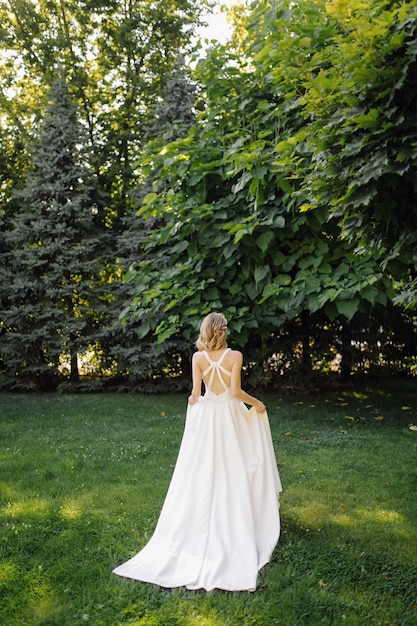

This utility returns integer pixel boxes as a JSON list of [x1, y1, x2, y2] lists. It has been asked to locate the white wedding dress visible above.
[[113, 348, 282, 592]]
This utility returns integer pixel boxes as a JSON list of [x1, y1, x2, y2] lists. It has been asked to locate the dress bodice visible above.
[[202, 348, 232, 396]]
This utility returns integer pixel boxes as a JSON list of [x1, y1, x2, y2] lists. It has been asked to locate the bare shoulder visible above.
[[192, 351, 209, 371], [226, 349, 243, 365], [192, 351, 205, 364]]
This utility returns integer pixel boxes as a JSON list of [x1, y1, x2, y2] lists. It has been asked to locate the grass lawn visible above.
[[1, 380, 416, 625]]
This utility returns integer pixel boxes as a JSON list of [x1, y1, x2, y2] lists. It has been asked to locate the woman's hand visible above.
[[188, 394, 199, 405], [253, 400, 266, 413]]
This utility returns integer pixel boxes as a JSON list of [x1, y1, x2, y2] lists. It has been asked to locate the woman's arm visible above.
[[188, 352, 203, 404], [230, 351, 266, 412]]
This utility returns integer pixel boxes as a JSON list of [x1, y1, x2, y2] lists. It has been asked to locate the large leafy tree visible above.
[[317, 0, 417, 306], [120, 7, 394, 360], [250, 0, 417, 306], [0, 77, 109, 390], [0, 0, 209, 224]]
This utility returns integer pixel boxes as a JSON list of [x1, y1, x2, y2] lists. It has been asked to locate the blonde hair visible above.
[[196, 312, 228, 351]]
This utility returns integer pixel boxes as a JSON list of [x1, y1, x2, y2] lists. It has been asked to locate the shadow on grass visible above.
[[266, 513, 417, 625], [1, 386, 416, 625], [2, 496, 417, 625]]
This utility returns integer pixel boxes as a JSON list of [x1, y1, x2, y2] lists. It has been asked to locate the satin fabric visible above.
[[113, 387, 282, 591]]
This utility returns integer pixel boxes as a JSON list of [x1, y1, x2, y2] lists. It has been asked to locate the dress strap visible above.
[[202, 349, 232, 392]]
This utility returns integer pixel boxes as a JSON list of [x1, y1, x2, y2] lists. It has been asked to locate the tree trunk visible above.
[[70, 335, 80, 383], [181, 351, 191, 381], [301, 310, 312, 371], [340, 322, 353, 380]]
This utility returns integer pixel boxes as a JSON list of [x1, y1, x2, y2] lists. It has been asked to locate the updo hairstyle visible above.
[[196, 312, 228, 351]]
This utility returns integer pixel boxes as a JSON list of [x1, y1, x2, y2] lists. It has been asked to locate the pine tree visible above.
[[0, 77, 109, 390], [145, 54, 196, 143], [113, 58, 197, 388]]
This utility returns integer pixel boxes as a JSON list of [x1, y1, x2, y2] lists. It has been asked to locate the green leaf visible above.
[[336, 298, 360, 320], [164, 299, 178, 312], [256, 231, 274, 253], [306, 294, 321, 314], [276, 176, 292, 194], [245, 282, 259, 300], [254, 265, 270, 285], [136, 321, 151, 339], [143, 192, 158, 205], [273, 215, 286, 229]]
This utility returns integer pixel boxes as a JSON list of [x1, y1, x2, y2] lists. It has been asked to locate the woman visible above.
[[113, 312, 282, 591]]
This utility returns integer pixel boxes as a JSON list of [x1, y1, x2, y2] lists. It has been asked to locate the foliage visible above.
[[251, 0, 417, 305], [0, 78, 110, 391], [0, 0, 208, 224], [1, 388, 416, 624], [240, 304, 417, 394], [121, 27, 395, 348], [1, 0, 417, 386], [118, 0, 417, 382], [0, 2, 208, 389], [112, 58, 198, 388]]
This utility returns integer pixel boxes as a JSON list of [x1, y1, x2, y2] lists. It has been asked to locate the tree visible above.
[[119, 0, 414, 383], [0, 77, 109, 390], [121, 36, 393, 346], [0, 1, 211, 389], [113, 57, 198, 389], [250, 0, 417, 306], [317, 0, 417, 307], [0, 0, 210, 225]]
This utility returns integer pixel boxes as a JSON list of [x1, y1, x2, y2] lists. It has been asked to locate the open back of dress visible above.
[[113, 349, 282, 591], [202, 348, 232, 396]]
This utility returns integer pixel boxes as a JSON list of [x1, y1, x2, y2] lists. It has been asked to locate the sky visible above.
[[196, 1, 235, 45]]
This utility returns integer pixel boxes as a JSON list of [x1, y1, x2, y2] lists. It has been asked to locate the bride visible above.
[[113, 312, 282, 592]]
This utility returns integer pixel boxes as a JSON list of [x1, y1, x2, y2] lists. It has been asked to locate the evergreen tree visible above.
[[112, 58, 197, 389], [0, 77, 109, 391], [145, 55, 197, 143]]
